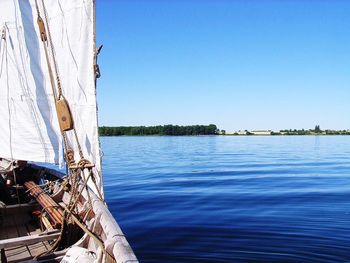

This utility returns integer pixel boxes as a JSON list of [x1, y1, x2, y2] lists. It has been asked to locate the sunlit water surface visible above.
[[101, 136, 350, 262]]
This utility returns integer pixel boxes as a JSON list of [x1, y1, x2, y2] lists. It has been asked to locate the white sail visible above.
[[0, 0, 103, 194]]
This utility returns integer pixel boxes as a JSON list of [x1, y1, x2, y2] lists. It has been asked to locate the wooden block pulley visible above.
[[56, 98, 74, 131]]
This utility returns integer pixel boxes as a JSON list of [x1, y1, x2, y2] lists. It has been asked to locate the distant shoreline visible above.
[[99, 133, 350, 137], [99, 125, 350, 136], [98, 125, 218, 136]]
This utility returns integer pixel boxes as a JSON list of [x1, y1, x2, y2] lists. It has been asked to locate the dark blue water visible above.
[[102, 136, 350, 262]]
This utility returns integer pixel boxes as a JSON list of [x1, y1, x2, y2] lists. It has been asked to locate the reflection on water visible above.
[[102, 136, 350, 262]]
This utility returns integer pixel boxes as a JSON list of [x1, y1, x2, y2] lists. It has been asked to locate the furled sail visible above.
[[0, 0, 103, 194]]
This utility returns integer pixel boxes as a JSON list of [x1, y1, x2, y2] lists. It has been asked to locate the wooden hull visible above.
[[0, 159, 138, 263]]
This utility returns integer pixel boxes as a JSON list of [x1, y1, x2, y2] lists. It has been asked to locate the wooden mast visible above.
[[92, 0, 104, 195]]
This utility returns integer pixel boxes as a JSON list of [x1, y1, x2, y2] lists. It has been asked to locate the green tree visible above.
[[315, 125, 321, 133], [99, 125, 221, 136]]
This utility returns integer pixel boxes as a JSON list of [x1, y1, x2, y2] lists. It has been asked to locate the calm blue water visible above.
[[101, 136, 350, 262]]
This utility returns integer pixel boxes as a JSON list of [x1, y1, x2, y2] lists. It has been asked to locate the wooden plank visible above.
[[12, 215, 31, 257], [1, 213, 31, 228], [13, 214, 31, 259], [5, 246, 30, 262], [0, 214, 8, 263], [4, 223, 20, 260], [0, 220, 8, 239], [24, 224, 49, 258], [4, 215, 31, 262], [25, 242, 46, 258], [1, 215, 15, 228], [0, 203, 40, 215], [0, 232, 60, 250]]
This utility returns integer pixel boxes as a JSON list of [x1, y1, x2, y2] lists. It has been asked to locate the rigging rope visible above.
[[32, 1, 110, 260], [1, 26, 21, 205], [34, 0, 100, 177], [40, 0, 63, 99]]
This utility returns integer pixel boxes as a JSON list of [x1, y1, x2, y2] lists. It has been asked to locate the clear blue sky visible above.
[[96, 0, 350, 132]]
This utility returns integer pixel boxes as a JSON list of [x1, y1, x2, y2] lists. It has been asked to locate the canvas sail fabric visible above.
[[0, 0, 103, 194]]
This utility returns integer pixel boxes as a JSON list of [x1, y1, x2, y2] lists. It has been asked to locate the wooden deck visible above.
[[0, 205, 53, 263]]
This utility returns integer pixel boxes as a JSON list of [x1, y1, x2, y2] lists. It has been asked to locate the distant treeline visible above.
[[99, 124, 219, 136]]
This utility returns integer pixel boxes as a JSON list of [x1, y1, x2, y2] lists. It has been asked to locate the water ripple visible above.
[[102, 136, 350, 262]]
